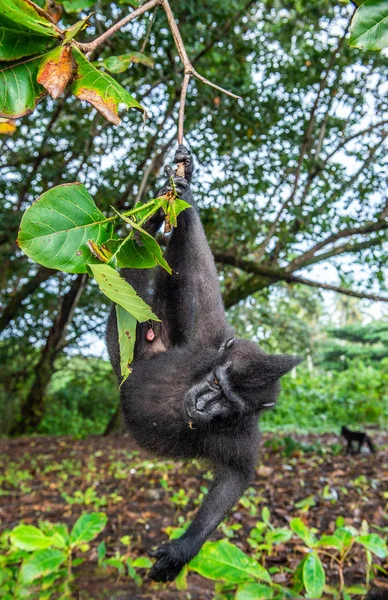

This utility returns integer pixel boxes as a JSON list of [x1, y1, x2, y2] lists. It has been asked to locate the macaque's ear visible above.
[[260, 354, 302, 385]]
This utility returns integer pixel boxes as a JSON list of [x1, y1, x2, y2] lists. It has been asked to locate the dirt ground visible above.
[[0, 430, 386, 599]]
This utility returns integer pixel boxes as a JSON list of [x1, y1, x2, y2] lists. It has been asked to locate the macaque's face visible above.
[[184, 363, 244, 425], [184, 338, 301, 427]]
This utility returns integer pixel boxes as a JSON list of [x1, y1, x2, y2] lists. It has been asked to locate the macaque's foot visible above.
[[174, 144, 194, 182], [148, 541, 187, 582]]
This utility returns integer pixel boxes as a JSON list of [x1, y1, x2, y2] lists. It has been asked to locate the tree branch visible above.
[[286, 219, 388, 273], [77, 0, 241, 103], [215, 253, 388, 304], [76, 0, 160, 54], [254, 15, 353, 262], [0, 266, 56, 332]]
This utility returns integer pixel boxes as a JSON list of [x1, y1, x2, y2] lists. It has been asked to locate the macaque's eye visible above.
[[212, 377, 220, 389]]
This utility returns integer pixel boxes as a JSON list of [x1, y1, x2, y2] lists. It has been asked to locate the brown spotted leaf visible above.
[[37, 45, 73, 99], [71, 47, 143, 125]]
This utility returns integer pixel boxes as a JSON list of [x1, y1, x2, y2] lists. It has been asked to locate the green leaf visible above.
[[10, 525, 53, 551], [71, 47, 144, 125], [290, 518, 317, 548], [236, 582, 274, 599], [116, 305, 137, 384], [302, 552, 325, 599], [0, 29, 55, 61], [349, 0, 388, 50], [267, 528, 293, 545], [333, 527, 354, 551], [189, 540, 271, 584], [97, 541, 106, 562], [18, 183, 114, 273], [63, 15, 92, 43], [261, 506, 270, 526], [124, 219, 172, 273], [70, 512, 108, 547], [0, 0, 58, 36], [88, 264, 159, 322], [356, 534, 387, 558], [0, 57, 46, 118], [163, 197, 191, 229], [118, 0, 140, 5], [345, 585, 368, 594], [60, 0, 95, 13], [107, 237, 158, 270], [99, 52, 154, 74], [132, 556, 153, 568], [20, 549, 66, 584], [317, 534, 343, 550]]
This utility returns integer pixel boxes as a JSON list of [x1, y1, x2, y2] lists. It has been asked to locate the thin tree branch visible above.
[[286, 220, 388, 273], [77, 0, 241, 101], [177, 73, 190, 147], [76, 0, 160, 53], [215, 253, 388, 304], [254, 16, 353, 262]]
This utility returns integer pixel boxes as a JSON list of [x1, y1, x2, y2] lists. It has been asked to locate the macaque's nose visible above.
[[195, 398, 207, 412]]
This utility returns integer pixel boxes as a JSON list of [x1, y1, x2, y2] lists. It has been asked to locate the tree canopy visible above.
[[0, 0, 387, 433]]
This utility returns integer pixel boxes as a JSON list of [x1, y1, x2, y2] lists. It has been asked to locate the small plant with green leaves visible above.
[[170, 488, 191, 511], [61, 486, 123, 510], [238, 487, 265, 517], [0, 512, 107, 599], [247, 507, 293, 565], [97, 535, 153, 586], [290, 516, 387, 598]]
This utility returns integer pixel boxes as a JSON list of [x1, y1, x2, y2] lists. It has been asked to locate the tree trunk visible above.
[[10, 274, 87, 435]]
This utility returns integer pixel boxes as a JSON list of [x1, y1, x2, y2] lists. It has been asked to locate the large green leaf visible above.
[[18, 183, 114, 273], [302, 552, 325, 599], [125, 219, 172, 273], [71, 47, 144, 125], [236, 582, 274, 599], [116, 305, 137, 384], [70, 512, 108, 548], [100, 52, 155, 74], [0, 56, 46, 118], [107, 237, 159, 269], [20, 549, 66, 584], [349, 0, 388, 50], [10, 525, 54, 551], [356, 534, 387, 558], [189, 540, 271, 584], [0, 29, 56, 61], [88, 264, 159, 322], [0, 0, 58, 36]]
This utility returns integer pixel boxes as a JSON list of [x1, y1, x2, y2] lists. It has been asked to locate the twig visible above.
[[140, 6, 157, 53], [161, 0, 241, 100], [77, 0, 241, 103], [76, 0, 160, 53]]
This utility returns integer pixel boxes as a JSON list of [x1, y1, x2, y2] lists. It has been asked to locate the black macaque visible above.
[[341, 426, 375, 455], [106, 145, 301, 582], [364, 588, 388, 600]]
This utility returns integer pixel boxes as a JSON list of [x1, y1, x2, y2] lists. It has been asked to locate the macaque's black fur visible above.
[[364, 588, 388, 600], [106, 145, 300, 582], [341, 426, 375, 455]]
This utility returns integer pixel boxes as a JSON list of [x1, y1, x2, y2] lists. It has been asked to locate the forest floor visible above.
[[0, 431, 387, 599]]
